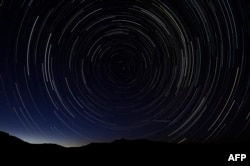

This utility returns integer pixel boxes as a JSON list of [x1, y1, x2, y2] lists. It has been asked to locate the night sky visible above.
[[0, 0, 250, 147]]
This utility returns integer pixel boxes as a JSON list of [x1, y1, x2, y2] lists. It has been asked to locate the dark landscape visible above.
[[0, 131, 249, 164]]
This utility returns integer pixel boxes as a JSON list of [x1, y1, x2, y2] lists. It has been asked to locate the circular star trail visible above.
[[0, 0, 250, 146]]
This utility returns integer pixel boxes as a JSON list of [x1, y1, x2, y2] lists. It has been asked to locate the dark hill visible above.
[[0, 131, 27, 146], [0, 131, 249, 165]]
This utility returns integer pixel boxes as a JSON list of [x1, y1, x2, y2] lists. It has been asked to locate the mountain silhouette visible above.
[[0, 131, 249, 165], [0, 131, 27, 146]]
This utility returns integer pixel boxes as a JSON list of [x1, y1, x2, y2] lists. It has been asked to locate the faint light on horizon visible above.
[[9, 132, 88, 148]]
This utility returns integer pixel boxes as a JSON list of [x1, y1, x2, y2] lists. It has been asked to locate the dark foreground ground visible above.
[[0, 131, 249, 165]]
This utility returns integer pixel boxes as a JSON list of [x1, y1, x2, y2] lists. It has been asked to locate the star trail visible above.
[[0, 0, 250, 147]]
